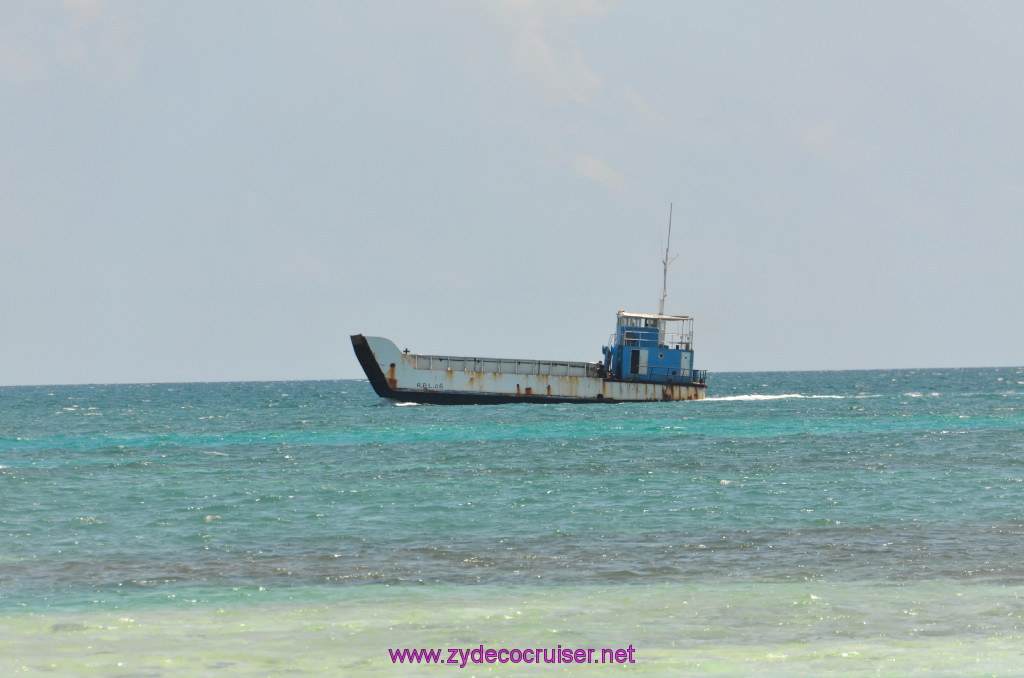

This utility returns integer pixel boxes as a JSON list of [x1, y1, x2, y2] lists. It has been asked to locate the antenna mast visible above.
[[658, 203, 678, 315]]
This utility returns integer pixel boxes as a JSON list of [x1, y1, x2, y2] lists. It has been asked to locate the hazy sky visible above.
[[3, 1, 1022, 385]]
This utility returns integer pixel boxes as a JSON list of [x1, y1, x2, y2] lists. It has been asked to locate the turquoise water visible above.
[[2, 368, 1023, 675]]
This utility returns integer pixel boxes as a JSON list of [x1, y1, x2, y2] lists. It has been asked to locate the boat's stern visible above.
[[601, 311, 706, 389]]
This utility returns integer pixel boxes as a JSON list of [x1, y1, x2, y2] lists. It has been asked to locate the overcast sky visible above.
[[2, 1, 1022, 385]]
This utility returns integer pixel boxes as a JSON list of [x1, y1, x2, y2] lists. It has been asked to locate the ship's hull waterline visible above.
[[351, 335, 706, 404]]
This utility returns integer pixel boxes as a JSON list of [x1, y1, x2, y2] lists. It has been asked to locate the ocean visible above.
[[2, 368, 1023, 676]]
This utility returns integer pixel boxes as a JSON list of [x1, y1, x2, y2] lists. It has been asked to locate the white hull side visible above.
[[358, 336, 705, 403]]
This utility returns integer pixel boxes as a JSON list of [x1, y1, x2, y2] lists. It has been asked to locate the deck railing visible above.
[[410, 352, 705, 385], [643, 366, 707, 385], [412, 354, 601, 378]]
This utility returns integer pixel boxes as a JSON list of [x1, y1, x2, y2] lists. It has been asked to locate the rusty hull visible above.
[[351, 335, 705, 404]]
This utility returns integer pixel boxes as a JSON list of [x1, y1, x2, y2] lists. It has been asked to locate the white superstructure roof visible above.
[[617, 310, 692, 321]]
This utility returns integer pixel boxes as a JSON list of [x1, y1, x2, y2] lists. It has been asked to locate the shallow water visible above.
[[3, 583, 1023, 676]]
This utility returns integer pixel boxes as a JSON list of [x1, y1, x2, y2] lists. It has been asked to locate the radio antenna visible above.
[[658, 203, 678, 316]]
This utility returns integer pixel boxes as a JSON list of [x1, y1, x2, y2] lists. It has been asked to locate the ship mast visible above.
[[658, 203, 678, 316]]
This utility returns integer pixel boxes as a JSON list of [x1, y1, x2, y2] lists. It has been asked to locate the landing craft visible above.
[[351, 206, 707, 404]]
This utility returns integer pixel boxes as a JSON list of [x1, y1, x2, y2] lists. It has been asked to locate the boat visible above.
[[351, 207, 707, 404]]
